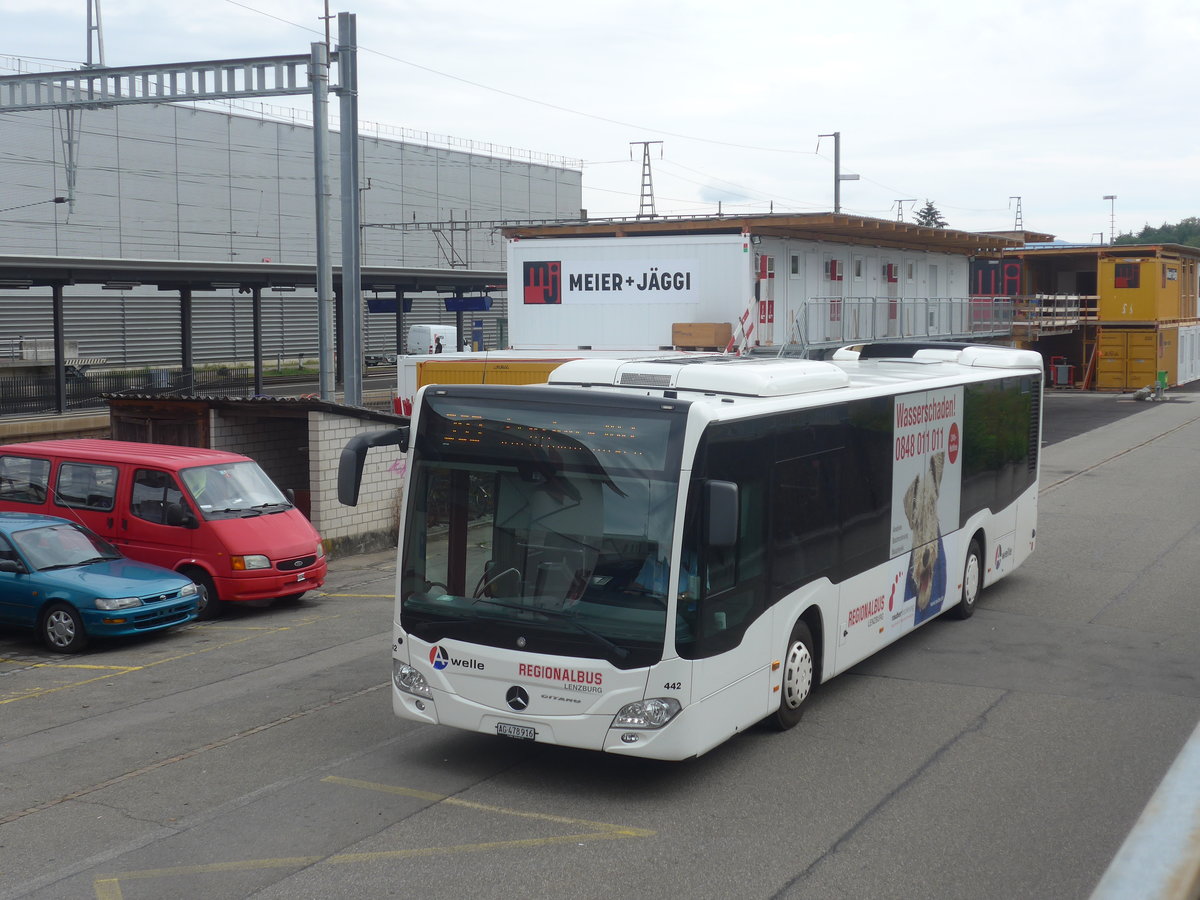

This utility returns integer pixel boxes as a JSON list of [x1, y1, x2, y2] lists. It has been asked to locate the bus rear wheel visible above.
[[952, 538, 983, 620], [771, 621, 815, 731]]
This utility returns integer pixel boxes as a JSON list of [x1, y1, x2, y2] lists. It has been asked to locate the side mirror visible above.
[[706, 480, 739, 548], [339, 427, 410, 506], [0, 558, 23, 574]]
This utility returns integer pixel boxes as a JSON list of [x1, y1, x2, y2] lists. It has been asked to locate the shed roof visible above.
[[1010, 242, 1200, 260]]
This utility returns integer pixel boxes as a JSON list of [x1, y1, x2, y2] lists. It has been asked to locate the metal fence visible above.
[[0, 366, 254, 416], [795, 297, 1015, 350]]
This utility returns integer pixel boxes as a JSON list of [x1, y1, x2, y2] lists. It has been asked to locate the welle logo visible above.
[[429, 646, 484, 671]]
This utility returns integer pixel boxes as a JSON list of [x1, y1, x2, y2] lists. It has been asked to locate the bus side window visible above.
[[771, 451, 841, 590]]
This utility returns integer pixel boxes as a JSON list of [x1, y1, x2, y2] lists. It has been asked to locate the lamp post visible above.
[[1103, 194, 1117, 244], [818, 132, 859, 213]]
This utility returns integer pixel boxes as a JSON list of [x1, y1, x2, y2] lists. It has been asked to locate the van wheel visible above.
[[771, 621, 815, 731], [952, 539, 983, 620], [190, 571, 222, 620], [42, 602, 88, 653]]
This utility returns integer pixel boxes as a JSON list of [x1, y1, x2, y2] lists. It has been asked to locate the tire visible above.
[[771, 620, 815, 731], [189, 571, 222, 620], [41, 602, 88, 653], [952, 538, 983, 620]]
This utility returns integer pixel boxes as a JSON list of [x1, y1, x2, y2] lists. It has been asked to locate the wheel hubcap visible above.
[[964, 552, 980, 607], [782, 640, 813, 709], [46, 611, 75, 647]]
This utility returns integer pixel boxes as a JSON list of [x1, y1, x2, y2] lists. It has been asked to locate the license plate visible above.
[[496, 722, 536, 741]]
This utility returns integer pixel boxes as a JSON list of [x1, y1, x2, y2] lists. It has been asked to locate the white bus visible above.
[[340, 342, 1043, 760]]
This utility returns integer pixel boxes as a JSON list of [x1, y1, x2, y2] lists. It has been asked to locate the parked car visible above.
[[0, 439, 327, 619], [0, 512, 199, 653]]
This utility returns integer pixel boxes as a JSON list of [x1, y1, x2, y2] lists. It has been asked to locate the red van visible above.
[[0, 440, 326, 618]]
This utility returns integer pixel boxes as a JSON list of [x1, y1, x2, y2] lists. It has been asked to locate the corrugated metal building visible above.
[[0, 84, 583, 366]]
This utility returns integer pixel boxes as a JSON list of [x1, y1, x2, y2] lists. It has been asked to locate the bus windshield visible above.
[[399, 391, 688, 669]]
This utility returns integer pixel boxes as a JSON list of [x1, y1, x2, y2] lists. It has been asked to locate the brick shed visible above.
[[106, 395, 407, 556]]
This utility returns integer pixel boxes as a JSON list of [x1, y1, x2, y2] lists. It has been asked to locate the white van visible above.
[[407, 325, 457, 355]]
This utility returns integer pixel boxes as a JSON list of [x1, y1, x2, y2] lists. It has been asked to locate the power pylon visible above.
[[630, 141, 663, 219]]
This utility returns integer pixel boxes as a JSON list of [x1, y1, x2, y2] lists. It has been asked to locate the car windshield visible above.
[[13, 523, 121, 571], [399, 392, 688, 670], [179, 461, 290, 519]]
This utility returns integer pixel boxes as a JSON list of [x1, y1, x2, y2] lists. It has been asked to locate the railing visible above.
[[1090, 717, 1200, 900], [0, 367, 253, 416], [794, 297, 1015, 349], [1013, 294, 1097, 336]]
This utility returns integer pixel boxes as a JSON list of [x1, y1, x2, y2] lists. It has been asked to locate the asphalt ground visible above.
[[1, 385, 1198, 900]]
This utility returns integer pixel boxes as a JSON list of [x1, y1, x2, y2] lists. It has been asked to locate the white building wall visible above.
[[506, 233, 752, 350], [747, 239, 971, 347]]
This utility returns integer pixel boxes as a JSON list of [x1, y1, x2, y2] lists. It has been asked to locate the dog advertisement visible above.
[[891, 387, 964, 626]]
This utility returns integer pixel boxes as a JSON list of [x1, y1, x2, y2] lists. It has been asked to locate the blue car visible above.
[[0, 512, 199, 653]]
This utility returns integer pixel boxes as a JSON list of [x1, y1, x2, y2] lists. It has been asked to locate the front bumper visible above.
[[215, 558, 328, 602]]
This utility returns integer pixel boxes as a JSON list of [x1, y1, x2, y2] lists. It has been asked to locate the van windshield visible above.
[[180, 462, 291, 519]]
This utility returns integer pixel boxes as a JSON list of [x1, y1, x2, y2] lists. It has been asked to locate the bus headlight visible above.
[[612, 697, 681, 729], [393, 661, 432, 699]]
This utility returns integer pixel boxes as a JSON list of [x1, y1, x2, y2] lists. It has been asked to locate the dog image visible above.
[[903, 450, 948, 624]]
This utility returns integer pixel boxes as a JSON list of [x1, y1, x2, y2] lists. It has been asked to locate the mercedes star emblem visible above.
[[506, 686, 530, 711]]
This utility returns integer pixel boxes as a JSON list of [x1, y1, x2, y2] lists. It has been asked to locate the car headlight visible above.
[[612, 697, 682, 729], [316, 543, 326, 560], [231, 554, 271, 570], [179, 582, 198, 596], [95, 596, 143, 611], [393, 661, 432, 699]]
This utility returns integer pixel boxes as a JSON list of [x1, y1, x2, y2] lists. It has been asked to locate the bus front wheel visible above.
[[952, 538, 982, 620], [771, 621, 815, 731]]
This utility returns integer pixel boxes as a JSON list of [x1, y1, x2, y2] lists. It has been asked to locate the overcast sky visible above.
[[3, 0, 1195, 242]]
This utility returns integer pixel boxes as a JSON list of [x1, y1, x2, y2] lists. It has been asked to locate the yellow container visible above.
[[1096, 329, 1162, 390], [417, 358, 570, 389], [1098, 258, 1156, 322]]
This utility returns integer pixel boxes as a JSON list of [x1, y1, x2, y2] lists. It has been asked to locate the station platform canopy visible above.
[[0, 254, 505, 414], [0, 253, 503, 294]]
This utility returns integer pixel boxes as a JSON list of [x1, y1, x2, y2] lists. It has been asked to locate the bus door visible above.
[[677, 473, 771, 724]]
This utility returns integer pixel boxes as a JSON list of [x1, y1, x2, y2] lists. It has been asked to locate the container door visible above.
[[1127, 332, 1157, 389], [117, 467, 194, 570], [1096, 331, 1128, 391]]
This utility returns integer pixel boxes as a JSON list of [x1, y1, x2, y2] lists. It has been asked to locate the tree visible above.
[[914, 200, 948, 229], [1114, 217, 1200, 248]]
